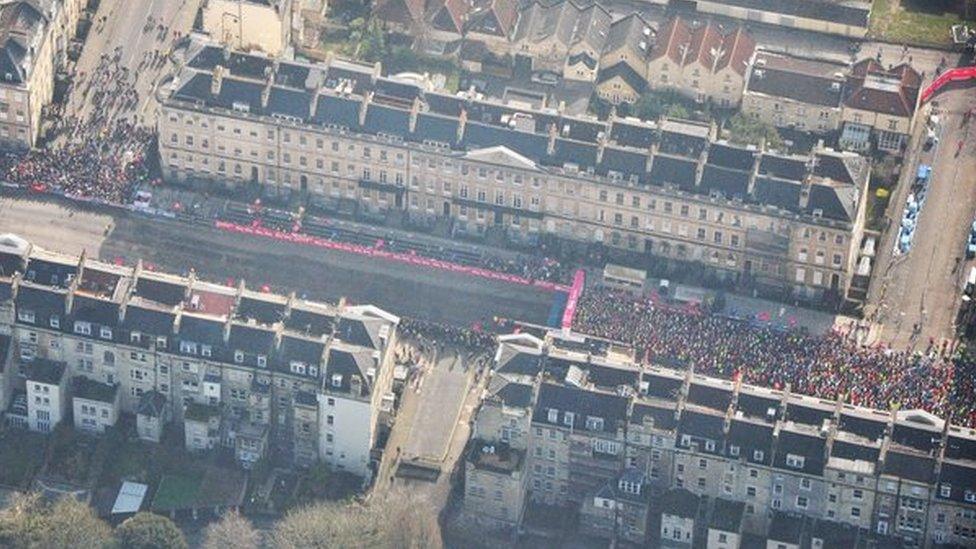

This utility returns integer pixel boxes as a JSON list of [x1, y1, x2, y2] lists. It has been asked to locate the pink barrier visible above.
[[561, 269, 586, 329], [214, 221, 572, 293], [920, 66, 976, 104]]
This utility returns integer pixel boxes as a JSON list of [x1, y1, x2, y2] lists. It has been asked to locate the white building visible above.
[[318, 305, 399, 478], [25, 358, 67, 433], [71, 377, 120, 433]]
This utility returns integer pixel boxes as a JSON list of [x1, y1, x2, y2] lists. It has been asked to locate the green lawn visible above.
[[870, 0, 970, 47], [151, 472, 203, 512], [0, 432, 48, 489]]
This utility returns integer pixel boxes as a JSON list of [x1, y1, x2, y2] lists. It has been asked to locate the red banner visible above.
[[561, 269, 587, 329], [214, 221, 572, 293], [921, 66, 976, 104]]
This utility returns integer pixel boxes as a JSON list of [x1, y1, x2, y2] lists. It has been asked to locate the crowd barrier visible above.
[[560, 269, 586, 329], [920, 66, 976, 103], [215, 221, 572, 293]]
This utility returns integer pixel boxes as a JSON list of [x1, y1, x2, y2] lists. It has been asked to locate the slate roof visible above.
[[137, 391, 167, 418], [324, 346, 375, 396], [631, 401, 677, 430], [746, 51, 846, 108], [773, 428, 826, 475], [660, 489, 699, 519], [727, 419, 774, 465], [936, 461, 976, 504], [73, 377, 118, 403], [0, 1, 48, 85], [705, 0, 870, 27], [883, 450, 935, 484], [709, 498, 745, 532], [533, 382, 628, 433], [491, 380, 535, 408], [27, 358, 66, 385]]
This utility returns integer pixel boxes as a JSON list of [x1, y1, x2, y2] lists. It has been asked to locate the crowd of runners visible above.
[[573, 287, 976, 428]]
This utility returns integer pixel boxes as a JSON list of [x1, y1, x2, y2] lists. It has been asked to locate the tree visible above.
[[115, 512, 187, 549], [271, 489, 440, 549], [725, 112, 785, 150], [0, 492, 44, 548], [203, 511, 260, 549], [0, 493, 112, 549], [39, 497, 113, 549]]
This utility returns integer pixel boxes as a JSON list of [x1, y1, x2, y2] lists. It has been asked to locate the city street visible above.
[[64, 0, 202, 130], [0, 196, 555, 327], [868, 83, 976, 349]]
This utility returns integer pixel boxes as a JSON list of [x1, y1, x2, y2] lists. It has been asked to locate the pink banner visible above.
[[214, 221, 571, 293], [561, 269, 586, 329], [921, 66, 976, 104]]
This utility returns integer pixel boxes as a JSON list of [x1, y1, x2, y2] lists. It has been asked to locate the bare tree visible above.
[[203, 510, 261, 549], [271, 489, 441, 549], [0, 493, 112, 549], [38, 497, 113, 549]]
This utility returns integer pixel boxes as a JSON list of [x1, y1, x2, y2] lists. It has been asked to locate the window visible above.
[[49, 316, 60, 329], [180, 341, 197, 354], [800, 478, 812, 490], [786, 454, 805, 469], [547, 408, 558, 423], [753, 450, 764, 462], [74, 321, 92, 335], [100, 326, 113, 340], [851, 507, 861, 518], [201, 345, 212, 357], [585, 416, 604, 431], [940, 485, 951, 498], [796, 496, 808, 509], [563, 412, 574, 428], [234, 350, 244, 363]]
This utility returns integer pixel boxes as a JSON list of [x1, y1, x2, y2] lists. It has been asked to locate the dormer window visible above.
[[74, 321, 91, 335], [729, 445, 740, 457], [966, 491, 976, 503], [155, 336, 167, 349], [234, 350, 244, 364], [681, 434, 691, 447], [180, 341, 198, 355], [201, 345, 212, 357], [753, 450, 765, 462], [309, 366, 318, 377], [100, 327, 113, 340], [547, 408, 558, 423], [257, 355, 267, 368], [786, 454, 806, 469], [331, 374, 343, 387], [563, 412, 575, 428], [585, 416, 604, 431], [130, 331, 141, 344], [290, 361, 307, 375], [17, 310, 35, 323], [940, 485, 951, 498], [49, 316, 60, 329], [705, 440, 716, 452]]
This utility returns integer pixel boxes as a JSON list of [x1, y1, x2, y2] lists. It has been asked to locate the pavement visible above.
[[867, 81, 976, 350], [401, 348, 472, 465], [0, 195, 555, 327]]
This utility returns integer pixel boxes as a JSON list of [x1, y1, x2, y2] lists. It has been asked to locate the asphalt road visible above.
[[0, 196, 555, 327], [868, 83, 976, 349]]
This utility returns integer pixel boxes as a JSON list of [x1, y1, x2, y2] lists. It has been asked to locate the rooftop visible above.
[[468, 440, 523, 473]]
